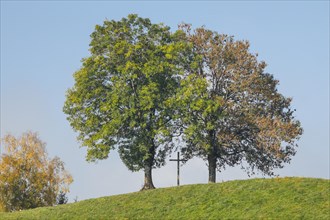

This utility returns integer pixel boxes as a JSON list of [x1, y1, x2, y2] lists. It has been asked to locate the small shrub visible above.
[[56, 191, 68, 205]]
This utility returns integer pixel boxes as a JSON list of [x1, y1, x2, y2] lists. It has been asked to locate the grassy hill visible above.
[[1, 177, 329, 219]]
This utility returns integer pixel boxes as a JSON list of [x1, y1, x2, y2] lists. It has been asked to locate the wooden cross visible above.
[[169, 152, 187, 186]]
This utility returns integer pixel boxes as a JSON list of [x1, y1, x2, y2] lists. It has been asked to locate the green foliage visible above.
[[63, 14, 189, 188], [56, 191, 68, 205], [0, 132, 73, 212], [64, 14, 303, 186], [1, 178, 329, 219], [175, 25, 303, 181]]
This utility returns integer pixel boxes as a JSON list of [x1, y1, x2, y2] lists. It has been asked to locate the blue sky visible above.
[[1, 1, 329, 202]]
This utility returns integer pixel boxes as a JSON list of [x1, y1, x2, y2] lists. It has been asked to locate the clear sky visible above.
[[1, 1, 329, 202]]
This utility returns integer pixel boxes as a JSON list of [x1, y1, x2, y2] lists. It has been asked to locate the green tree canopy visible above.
[[64, 15, 303, 187], [63, 14, 187, 189], [175, 25, 303, 182], [0, 132, 73, 212]]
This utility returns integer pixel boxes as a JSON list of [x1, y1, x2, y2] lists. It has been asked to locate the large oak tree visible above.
[[63, 15, 186, 189], [175, 25, 303, 182]]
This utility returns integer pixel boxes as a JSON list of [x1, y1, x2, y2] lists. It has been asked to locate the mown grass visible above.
[[0, 177, 329, 219]]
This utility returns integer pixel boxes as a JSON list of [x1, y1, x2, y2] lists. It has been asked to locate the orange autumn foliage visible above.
[[0, 131, 73, 212]]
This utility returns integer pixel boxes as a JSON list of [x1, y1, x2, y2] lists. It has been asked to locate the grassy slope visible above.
[[1, 177, 329, 219]]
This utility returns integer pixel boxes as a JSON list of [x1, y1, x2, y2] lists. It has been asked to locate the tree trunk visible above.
[[208, 129, 217, 183], [208, 153, 216, 183], [141, 142, 156, 190], [141, 163, 155, 190]]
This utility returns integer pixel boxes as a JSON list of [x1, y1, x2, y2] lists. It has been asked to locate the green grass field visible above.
[[1, 177, 329, 219]]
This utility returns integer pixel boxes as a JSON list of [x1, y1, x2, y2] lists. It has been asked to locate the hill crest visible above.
[[1, 177, 329, 219]]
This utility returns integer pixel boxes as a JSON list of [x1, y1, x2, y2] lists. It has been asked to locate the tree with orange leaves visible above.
[[0, 131, 73, 211], [174, 25, 303, 183]]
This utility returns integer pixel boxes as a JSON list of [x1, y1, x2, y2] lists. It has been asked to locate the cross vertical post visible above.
[[169, 152, 187, 186], [177, 152, 179, 186]]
